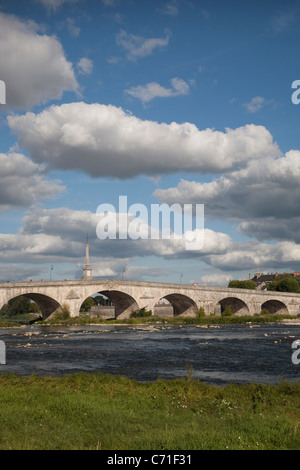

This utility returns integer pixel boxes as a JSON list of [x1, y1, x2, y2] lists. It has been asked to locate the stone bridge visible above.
[[1, 279, 300, 319]]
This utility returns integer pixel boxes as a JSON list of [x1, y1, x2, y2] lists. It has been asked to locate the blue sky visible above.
[[1, 0, 300, 285]]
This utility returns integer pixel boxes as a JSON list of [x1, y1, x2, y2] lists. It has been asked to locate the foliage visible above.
[[80, 297, 95, 311], [267, 281, 277, 291], [52, 303, 71, 321], [195, 307, 206, 318], [221, 305, 233, 317], [130, 307, 152, 318], [267, 277, 300, 293], [228, 280, 257, 290], [260, 308, 270, 316], [38, 312, 297, 326], [0, 296, 40, 318], [93, 295, 112, 306]]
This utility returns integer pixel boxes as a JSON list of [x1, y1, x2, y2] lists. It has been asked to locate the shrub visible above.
[[80, 297, 95, 312], [267, 277, 300, 293], [53, 303, 71, 321], [276, 277, 300, 293], [221, 305, 233, 317], [260, 308, 271, 316], [228, 280, 256, 290], [267, 281, 277, 291], [195, 307, 206, 318], [130, 308, 152, 318]]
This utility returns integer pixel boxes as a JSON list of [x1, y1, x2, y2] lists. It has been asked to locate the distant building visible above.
[[251, 272, 300, 290], [251, 273, 276, 290]]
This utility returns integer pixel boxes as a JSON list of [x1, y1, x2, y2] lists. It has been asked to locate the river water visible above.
[[0, 322, 299, 386]]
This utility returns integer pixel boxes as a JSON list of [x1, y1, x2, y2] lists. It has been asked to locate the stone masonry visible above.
[[0, 279, 300, 319]]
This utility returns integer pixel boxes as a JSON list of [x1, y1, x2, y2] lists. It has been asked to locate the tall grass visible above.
[[0, 372, 299, 450]]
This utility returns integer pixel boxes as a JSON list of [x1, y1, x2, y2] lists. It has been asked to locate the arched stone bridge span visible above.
[[1, 279, 300, 320]]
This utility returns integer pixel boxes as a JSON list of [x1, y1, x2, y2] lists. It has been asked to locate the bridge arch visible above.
[[155, 293, 198, 317], [261, 299, 288, 315], [80, 289, 140, 319], [2, 293, 61, 320], [218, 297, 250, 316]]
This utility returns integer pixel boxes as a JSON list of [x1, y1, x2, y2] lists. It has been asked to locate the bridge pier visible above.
[[249, 301, 262, 316], [199, 301, 221, 316], [61, 298, 82, 318]]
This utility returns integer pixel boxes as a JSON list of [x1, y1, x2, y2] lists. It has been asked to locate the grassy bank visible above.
[[36, 313, 299, 327], [0, 372, 299, 450]]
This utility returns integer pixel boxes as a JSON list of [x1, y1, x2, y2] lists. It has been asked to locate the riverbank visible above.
[[36, 313, 300, 327], [0, 372, 299, 450], [0, 313, 299, 328]]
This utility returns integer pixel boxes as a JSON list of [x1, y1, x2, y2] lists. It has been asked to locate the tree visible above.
[[267, 277, 300, 293], [94, 295, 112, 306], [7, 296, 31, 316], [52, 303, 71, 321], [130, 308, 152, 318], [80, 297, 96, 311], [228, 280, 256, 290], [221, 305, 233, 317], [0, 304, 10, 317], [267, 281, 277, 291], [28, 302, 40, 313], [0, 296, 40, 318]]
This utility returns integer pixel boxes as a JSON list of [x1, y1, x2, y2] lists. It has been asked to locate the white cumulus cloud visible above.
[[8, 102, 280, 178], [198, 273, 233, 286], [0, 12, 78, 109]]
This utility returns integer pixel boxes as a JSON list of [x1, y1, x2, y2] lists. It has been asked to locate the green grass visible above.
[[0, 372, 299, 450], [36, 313, 299, 327], [0, 320, 25, 327]]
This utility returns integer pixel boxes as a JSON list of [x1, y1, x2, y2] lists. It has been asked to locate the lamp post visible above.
[[122, 266, 127, 280], [50, 265, 53, 281], [180, 272, 183, 284]]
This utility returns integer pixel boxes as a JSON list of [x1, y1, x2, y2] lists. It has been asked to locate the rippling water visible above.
[[0, 322, 300, 385]]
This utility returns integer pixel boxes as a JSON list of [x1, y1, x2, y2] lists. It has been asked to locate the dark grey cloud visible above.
[[3, 207, 300, 278], [0, 265, 46, 282], [155, 150, 300, 242], [238, 218, 300, 244]]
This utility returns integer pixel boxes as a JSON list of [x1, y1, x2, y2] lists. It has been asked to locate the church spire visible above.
[[81, 234, 93, 280]]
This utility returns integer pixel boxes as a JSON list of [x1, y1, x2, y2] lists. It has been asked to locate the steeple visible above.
[[81, 234, 93, 280]]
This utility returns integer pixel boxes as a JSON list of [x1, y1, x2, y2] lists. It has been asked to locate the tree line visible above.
[[0, 296, 40, 318], [228, 276, 300, 293]]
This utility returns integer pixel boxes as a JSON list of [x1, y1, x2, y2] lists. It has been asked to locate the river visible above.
[[0, 322, 299, 385]]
